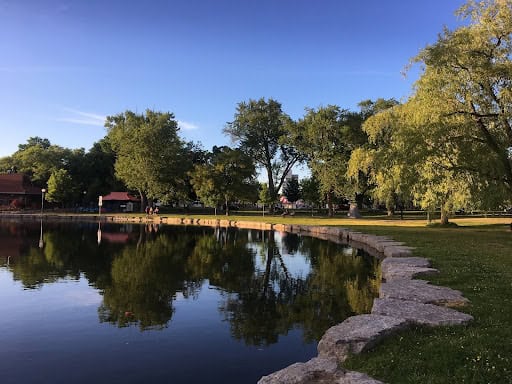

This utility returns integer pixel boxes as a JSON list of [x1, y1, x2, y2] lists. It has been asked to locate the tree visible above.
[[347, 99, 403, 216], [282, 177, 300, 204], [300, 176, 322, 216], [189, 146, 257, 216], [4, 137, 77, 187], [81, 138, 125, 204], [258, 183, 274, 216], [105, 109, 191, 210], [18, 137, 51, 151], [404, 0, 512, 212], [46, 169, 78, 207], [224, 98, 304, 211], [289, 106, 365, 216]]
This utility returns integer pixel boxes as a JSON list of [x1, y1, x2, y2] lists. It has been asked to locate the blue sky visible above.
[[0, 0, 467, 159]]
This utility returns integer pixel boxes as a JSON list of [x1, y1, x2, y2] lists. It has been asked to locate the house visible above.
[[101, 191, 141, 212], [0, 173, 42, 209]]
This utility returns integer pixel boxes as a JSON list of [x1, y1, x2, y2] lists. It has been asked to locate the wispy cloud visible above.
[[0, 65, 90, 73], [56, 107, 106, 127], [178, 120, 199, 130]]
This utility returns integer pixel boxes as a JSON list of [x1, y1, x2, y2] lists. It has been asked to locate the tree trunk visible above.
[[138, 190, 146, 213], [266, 166, 276, 214], [440, 208, 450, 225], [355, 193, 364, 210], [326, 191, 334, 217], [225, 198, 230, 216]]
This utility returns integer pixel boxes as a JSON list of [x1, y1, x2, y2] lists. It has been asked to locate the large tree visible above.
[[407, 0, 512, 205], [189, 146, 257, 215], [353, 102, 472, 223], [290, 105, 366, 216], [1, 137, 77, 187], [46, 168, 78, 208], [105, 109, 191, 210], [224, 98, 303, 211]]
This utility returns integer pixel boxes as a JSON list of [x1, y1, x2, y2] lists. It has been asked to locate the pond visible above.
[[0, 220, 380, 384]]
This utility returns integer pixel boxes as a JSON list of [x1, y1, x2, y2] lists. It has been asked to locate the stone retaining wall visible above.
[[2, 214, 473, 383]]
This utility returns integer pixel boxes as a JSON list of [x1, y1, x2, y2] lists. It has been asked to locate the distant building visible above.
[[101, 192, 141, 212], [282, 171, 299, 192], [0, 173, 42, 209]]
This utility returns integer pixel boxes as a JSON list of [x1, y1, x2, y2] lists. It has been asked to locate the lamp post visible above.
[[41, 189, 46, 216], [39, 189, 46, 249]]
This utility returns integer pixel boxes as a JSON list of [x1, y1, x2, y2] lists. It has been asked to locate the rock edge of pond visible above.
[[3, 214, 473, 384]]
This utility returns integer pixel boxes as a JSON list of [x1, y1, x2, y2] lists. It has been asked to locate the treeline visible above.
[[1, 0, 511, 221]]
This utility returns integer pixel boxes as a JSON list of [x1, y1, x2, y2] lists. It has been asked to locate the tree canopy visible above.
[[105, 109, 192, 209], [189, 146, 258, 215], [224, 98, 304, 210]]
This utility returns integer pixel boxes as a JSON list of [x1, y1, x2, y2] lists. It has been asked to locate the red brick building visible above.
[[0, 173, 42, 209]]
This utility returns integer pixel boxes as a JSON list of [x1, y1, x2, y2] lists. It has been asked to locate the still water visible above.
[[0, 220, 380, 384]]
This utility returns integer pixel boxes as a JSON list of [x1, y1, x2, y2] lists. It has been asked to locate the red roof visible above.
[[102, 191, 140, 201], [0, 174, 41, 195]]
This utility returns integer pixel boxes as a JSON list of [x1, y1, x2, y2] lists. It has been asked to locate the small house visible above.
[[0, 173, 42, 209], [101, 192, 140, 212]]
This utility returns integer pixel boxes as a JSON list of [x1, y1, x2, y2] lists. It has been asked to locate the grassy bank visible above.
[[341, 224, 512, 383]]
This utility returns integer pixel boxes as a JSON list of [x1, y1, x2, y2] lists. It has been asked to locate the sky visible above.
[[0, 0, 468, 159]]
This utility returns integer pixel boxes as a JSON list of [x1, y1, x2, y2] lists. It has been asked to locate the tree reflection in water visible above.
[[0, 221, 380, 342]]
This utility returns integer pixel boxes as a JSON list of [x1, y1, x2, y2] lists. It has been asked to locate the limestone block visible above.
[[382, 263, 439, 281], [317, 314, 409, 363], [381, 257, 431, 268], [372, 298, 473, 326], [380, 279, 469, 307], [383, 246, 414, 258], [257, 357, 384, 384]]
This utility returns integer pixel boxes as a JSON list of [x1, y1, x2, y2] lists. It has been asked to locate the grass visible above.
[[340, 224, 512, 383]]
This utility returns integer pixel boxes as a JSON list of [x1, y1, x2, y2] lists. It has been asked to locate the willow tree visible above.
[[350, 100, 474, 224], [224, 98, 304, 211], [409, 0, 512, 208], [105, 109, 191, 210]]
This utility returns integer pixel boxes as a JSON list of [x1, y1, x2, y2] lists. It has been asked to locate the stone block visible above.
[[317, 314, 409, 363], [257, 357, 384, 384], [380, 279, 469, 307], [372, 298, 473, 326]]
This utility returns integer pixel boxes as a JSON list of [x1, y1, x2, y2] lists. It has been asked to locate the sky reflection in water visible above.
[[0, 220, 380, 384]]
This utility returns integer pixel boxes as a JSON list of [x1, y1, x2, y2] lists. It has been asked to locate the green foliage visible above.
[[300, 176, 322, 208], [46, 169, 78, 206], [406, 0, 512, 206], [106, 109, 192, 206], [3, 137, 79, 187], [224, 98, 304, 204], [189, 146, 257, 215], [290, 105, 367, 215], [81, 138, 125, 203], [282, 177, 300, 203], [258, 183, 274, 207]]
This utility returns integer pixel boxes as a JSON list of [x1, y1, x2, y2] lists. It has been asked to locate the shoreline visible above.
[[1, 213, 474, 384]]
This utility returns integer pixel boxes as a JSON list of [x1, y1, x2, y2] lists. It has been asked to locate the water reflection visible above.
[[0, 221, 380, 342]]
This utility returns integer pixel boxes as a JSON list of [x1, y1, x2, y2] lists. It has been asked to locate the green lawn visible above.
[[341, 224, 512, 384]]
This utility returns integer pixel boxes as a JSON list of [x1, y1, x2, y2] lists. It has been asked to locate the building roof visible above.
[[102, 191, 140, 202], [0, 173, 42, 195]]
